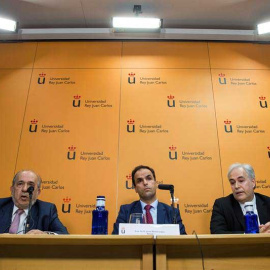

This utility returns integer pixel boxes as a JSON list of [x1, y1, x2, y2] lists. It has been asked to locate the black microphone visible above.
[[24, 186, 34, 233], [158, 184, 174, 191], [27, 186, 34, 195], [158, 184, 177, 224]]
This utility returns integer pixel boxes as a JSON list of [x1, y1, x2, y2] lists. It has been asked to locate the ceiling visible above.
[[0, 0, 270, 41]]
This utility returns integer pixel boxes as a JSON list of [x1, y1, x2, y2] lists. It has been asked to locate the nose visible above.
[[22, 183, 28, 191], [143, 179, 148, 185], [235, 182, 239, 189]]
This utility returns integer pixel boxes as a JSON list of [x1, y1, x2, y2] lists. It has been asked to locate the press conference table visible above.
[[1, 234, 270, 270], [156, 234, 270, 270], [0, 235, 154, 270]]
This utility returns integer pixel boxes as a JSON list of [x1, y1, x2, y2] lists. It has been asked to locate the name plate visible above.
[[119, 223, 180, 236]]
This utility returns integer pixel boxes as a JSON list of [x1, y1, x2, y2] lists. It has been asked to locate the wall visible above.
[[0, 41, 270, 234]]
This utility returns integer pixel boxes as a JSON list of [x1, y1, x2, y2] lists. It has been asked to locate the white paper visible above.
[[119, 223, 180, 237]]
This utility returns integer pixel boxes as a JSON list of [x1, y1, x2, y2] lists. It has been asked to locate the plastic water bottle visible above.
[[244, 203, 259, 234], [91, 196, 108, 235]]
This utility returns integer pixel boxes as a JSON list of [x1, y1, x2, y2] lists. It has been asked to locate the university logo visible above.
[[67, 145, 76, 160], [169, 145, 178, 160], [120, 227, 125, 234], [268, 147, 270, 159], [38, 73, 46, 84], [73, 95, 81, 107], [127, 119, 135, 133], [259, 96, 268, 109], [128, 72, 136, 84], [29, 119, 38, 133], [167, 94, 175, 107], [125, 174, 134, 189], [224, 119, 233, 133], [218, 73, 226, 85], [62, 197, 71, 213]]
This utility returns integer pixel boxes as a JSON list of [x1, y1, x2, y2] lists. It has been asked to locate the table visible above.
[[156, 234, 270, 270], [0, 235, 154, 270]]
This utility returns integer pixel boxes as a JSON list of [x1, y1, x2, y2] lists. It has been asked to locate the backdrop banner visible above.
[[1, 41, 269, 234]]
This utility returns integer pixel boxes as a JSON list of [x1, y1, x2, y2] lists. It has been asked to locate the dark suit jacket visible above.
[[0, 197, 68, 234], [210, 193, 270, 234], [112, 200, 186, 235]]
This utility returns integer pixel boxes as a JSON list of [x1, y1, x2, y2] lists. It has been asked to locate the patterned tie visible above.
[[144, 205, 153, 224], [9, 209, 24, 234]]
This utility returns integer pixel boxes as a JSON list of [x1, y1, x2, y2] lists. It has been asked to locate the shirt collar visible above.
[[140, 199, 158, 210], [12, 205, 28, 216], [239, 194, 256, 213]]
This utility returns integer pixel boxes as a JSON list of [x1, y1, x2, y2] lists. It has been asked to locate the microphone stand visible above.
[[170, 187, 177, 224], [24, 192, 33, 234]]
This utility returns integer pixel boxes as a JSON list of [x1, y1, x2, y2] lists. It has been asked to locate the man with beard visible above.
[[112, 165, 186, 234]]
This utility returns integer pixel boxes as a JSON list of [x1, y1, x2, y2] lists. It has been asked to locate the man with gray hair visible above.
[[0, 170, 68, 234], [210, 163, 270, 234]]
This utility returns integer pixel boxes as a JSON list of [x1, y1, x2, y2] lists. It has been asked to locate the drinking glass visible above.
[[129, 213, 146, 224]]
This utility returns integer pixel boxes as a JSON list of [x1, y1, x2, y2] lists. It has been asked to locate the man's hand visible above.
[[259, 222, 270, 233], [26, 229, 47, 234]]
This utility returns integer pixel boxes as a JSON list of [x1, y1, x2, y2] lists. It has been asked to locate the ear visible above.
[[251, 178, 256, 189], [37, 188, 41, 196]]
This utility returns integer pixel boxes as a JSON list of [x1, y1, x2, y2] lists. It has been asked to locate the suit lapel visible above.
[[131, 201, 143, 214], [231, 196, 245, 229], [157, 202, 167, 224], [0, 200, 14, 233], [256, 194, 268, 224]]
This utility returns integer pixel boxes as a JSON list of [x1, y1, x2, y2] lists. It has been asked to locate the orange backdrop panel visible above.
[[208, 42, 270, 69], [15, 69, 121, 234], [0, 42, 37, 68], [209, 43, 270, 198], [0, 69, 33, 194], [33, 42, 122, 69], [211, 70, 270, 197], [118, 67, 223, 234], [1, 41, 270, 234], [122, 42, 210, 69]]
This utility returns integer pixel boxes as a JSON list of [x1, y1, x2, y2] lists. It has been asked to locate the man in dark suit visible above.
[[0, 170, 68, 234], [112, 165, 186, 234], [210, 163, 270, 234]]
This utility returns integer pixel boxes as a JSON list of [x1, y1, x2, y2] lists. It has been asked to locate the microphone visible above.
[[27, 186, 34, 195], [158, 184, 177, 224], [24, 186, 34, 233], [158, 184, 174, 191]]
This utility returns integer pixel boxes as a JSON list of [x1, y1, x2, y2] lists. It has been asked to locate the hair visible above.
[[12, 170, 42, 189], [227, 163, 255, 180], [131, 165, 156, 186]]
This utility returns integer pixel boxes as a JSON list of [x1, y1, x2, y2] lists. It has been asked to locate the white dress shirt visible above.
[[239, 195, 260, 225]]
